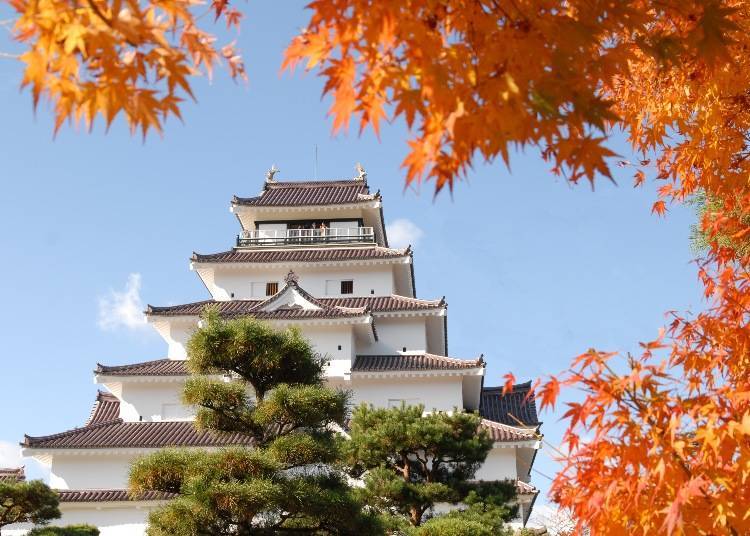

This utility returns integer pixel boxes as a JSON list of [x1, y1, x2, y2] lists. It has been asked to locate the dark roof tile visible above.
[[85, 391, 121, 425], [25, 394, 254, 450], [0, 467, 25, 482], [479, 382, 540, 426], [58, 489, 176, 502], [480, 419, 538, 443], [95, 359, 189, 377], [146, 295, 444, 318], [233, 179, 376, 207], [352, 354, 483, 372], [192, 246, 409, 264], [24, 420, 255, 449]]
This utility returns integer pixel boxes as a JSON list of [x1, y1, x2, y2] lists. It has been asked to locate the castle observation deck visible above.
[[231, 166, 387, 248]]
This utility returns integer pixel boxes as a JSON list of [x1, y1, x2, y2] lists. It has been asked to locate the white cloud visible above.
[[386, 218, 424, 249], [97, 273, 148, 331], [0, 440, 22, 468]]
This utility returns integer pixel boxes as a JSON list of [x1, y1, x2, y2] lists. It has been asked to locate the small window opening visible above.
[[230, 292, 235, 298], [402, 347, 407, 352], [340, 280, 354, 294], [370, 289, 375, 295], [338, 345, 342, 351], [266, 282, 279, 296]]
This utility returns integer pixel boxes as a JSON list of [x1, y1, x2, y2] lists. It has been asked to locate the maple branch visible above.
[[84, 0, 139, 47]]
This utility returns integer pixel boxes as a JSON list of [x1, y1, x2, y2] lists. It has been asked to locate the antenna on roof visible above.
[[314, 144, 318, 180]]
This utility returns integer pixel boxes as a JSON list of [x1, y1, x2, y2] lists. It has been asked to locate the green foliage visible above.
[[27, 524, 100, 535], [186, 308, 324, 399], [130, 312, 379, 534], [344, 403, 510, 528], [690, 190, 750, 258], [0, 479, 60, 528]]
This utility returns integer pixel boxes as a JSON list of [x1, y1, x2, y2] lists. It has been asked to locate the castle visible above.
[[10, 169, 541, 534]]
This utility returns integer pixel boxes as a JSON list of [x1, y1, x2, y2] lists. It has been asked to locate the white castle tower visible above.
[[14, 170, 542, 535]]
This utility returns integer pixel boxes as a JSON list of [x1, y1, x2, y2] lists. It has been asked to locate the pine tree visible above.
[[0, 479, 61, 529], [129, 309, 380, 535], [344, 404, 517, 531]]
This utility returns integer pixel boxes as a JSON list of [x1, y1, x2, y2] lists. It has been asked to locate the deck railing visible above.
[[237, 226, 375, 247]]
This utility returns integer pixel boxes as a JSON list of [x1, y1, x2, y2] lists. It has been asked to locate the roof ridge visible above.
[[96, 359, 170, 373], [25, 417, 124, 446], [145, 299, 214, 314], [388, 294, 444, 305], [266, 179, 366, 188], [480, 418, 538, 438], [483, 381, 533, 391]]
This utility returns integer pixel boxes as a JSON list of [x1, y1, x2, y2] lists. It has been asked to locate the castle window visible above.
[[266, 282, 279, 296], [340, 280, 354, 294]]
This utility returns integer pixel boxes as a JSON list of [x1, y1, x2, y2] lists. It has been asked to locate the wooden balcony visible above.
[[237, 226, 375, 247]]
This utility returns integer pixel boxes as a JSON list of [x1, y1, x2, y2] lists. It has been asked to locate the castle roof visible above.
[[232, 178, 378, 207], [58, 489, 177, 502], [23, 394, 253, 451], [85, 391, 121, 425], [191, 245, 409, 264], [96, 353, 481, 379], [95, 359, 189, 377], [0, 467, 25, 482], [23, 420, 254, 450], [515, 480, 539, 495], [352, 354, 483, 372], [146, 295, 444, 318], [479, 381, 540, 427], [480, 419, 538, 443]]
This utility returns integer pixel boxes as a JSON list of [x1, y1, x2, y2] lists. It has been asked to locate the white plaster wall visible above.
[[161, 322, 193, 359], [474, 447, 519, 482], [210, 264, 395, 300], [49, 454, 136, 489], [302, 325, 355, 368], [358, 317, 427, 354], [119, 383, 191, 422], [57, 504, 152, 536], [350, 376, 464, 412]]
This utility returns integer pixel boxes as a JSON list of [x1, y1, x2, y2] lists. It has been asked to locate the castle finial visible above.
[[355, 162, 367, 181], [285, 270, 299, 284], [265, 164, 280, 183]]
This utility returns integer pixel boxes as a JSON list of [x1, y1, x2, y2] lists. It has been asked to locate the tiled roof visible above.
[[233, 179, 377, 207], [58, 489, 177, 502], [480, 419, 538, 443], [0, 467, 25, 482], [479, 381, 540, 426], [352, 354, 483, 372], [95, 359, 189, 377], [23, 420, 255, 450], [321, 295, 444, 312], [515, 480, 539, 495], [24, 394, 254, 450], [146, 300, 369, 321], [191, 246, 409, 264], [146, 295, 444, 318], [85, 391, 121, 425]]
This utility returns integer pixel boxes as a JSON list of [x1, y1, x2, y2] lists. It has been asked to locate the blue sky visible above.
[[0, 1, 704, 517]]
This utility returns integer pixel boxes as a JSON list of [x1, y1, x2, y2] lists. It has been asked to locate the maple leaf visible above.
[[501, 373, 516, 395]]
